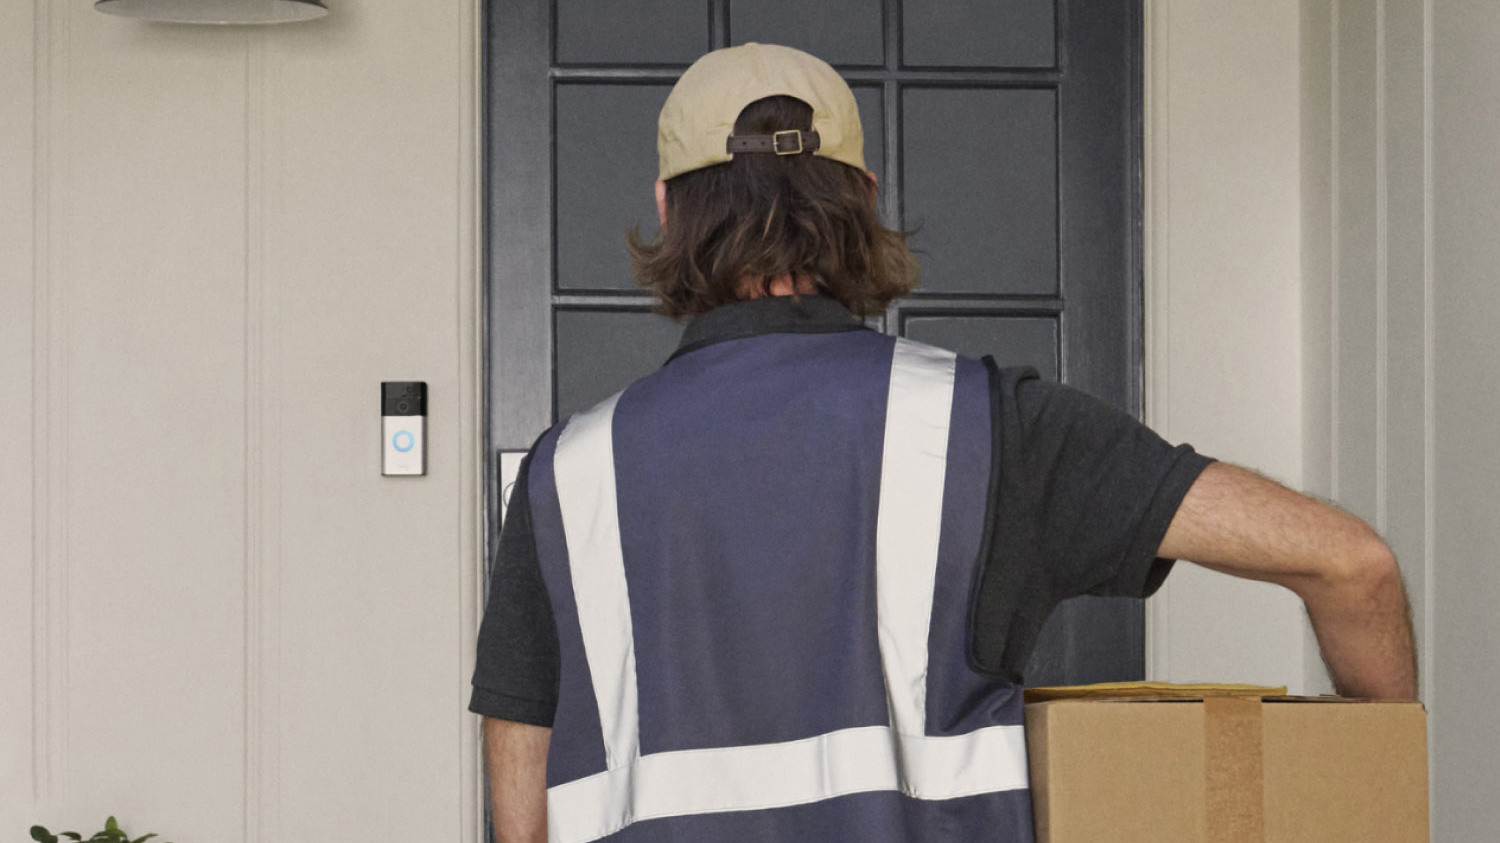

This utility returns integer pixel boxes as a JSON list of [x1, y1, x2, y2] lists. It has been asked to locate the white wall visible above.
[[1300, 0, 1431, 692], [1143, 0, 1321, 693], [1302, 0, 1499, 837], [1149, 2, 1500, 837], [0, 3, 485, 841], [1430, 2, 1500, 832]]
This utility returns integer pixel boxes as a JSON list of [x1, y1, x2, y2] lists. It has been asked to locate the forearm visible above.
[[483, 716, 550, 843], [1159, 462, 1420, 700], [1296, 553, 1418, 700]]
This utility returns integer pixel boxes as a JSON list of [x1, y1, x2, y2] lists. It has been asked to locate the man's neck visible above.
[[735, 273, 820, 298]]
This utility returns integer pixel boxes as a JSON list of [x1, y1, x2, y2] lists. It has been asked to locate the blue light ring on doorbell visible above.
[[382, 381, 426, 476]]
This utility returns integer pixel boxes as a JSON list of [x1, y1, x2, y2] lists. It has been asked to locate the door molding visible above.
[[1140, 0, 1314, 690], [1142, 0, 1174, 682]]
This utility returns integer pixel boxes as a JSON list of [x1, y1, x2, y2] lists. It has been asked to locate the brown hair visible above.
[[627, 96, 920, 319]]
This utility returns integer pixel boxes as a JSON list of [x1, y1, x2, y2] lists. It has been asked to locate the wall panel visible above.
[[1304, 0, 1500, 837], [1432, 3, 1500, 839], [63, 16, 249, 832], [0, 3, 484, 841], [0, 0, 39, 817]]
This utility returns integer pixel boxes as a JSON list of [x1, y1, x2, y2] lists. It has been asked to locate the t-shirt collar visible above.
[[668, 293, 870, 363]]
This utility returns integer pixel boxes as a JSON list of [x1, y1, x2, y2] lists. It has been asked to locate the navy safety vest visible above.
[[524, 325, 1034, 843]]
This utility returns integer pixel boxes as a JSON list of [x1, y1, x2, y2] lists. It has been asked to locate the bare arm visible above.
[[1157, 461, 1418, 700], [483, 716, 550, 843]]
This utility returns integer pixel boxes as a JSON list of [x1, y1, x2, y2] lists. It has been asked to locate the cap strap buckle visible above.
[[725, 129, 821, 156]]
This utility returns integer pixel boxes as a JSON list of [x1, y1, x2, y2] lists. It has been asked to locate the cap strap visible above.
[[726, 128, 822, 156]]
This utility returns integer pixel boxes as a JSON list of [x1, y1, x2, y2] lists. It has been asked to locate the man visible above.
[[470, 43, 1416, 843]]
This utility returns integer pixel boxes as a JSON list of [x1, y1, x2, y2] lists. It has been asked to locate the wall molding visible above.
[[1418, 0, 1435, 729], [30, 0, 70, 805], [1330, 0, 1342, 508], [242, 25, 281, 843], [1142, 0, 1173, 681], [1375, 0, 1389, 537], [457, 0, 485, 840]]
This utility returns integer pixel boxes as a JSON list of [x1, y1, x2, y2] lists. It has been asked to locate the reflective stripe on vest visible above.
[[548, 337, 1029, 843]]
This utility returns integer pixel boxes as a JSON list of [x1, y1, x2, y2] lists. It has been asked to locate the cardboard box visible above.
[[1023, 682, 1428, 843]]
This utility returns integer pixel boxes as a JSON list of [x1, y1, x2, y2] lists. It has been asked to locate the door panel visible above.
[[554, 0, 708, 65], [902, 0, 1056, 68], [555, 83, 671, 292], [903, 314, 1058, 381], [729, 0, 885, 68], [487, 0, 1144, 689], [850, 86, 885, 176], [555, 307, 683, 421], [902, 87, 1058, 295]]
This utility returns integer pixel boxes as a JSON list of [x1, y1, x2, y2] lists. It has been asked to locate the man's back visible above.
[[593, 327, 911, 752], [520, 320, 1031, 842]]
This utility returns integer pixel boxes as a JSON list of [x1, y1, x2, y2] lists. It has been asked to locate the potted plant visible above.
[[29, 815, 169, 843]]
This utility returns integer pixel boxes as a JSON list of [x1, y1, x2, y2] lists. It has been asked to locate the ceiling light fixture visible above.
[[95, 0, 328, 25]]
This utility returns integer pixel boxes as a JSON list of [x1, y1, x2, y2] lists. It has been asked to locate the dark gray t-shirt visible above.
[[469, 298, 1214, 726]]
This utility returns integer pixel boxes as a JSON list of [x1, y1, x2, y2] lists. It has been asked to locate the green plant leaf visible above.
[[30, 826, 58, 843], [130, 835, 158, 843], [105, 818, 119, 833], [62, 834, 83, 842]]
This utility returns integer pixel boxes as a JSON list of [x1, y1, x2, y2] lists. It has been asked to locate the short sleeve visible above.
[[968, 361, 1215, 679], [468, 445, 561, 726], [1012, 374, 1215, 599]]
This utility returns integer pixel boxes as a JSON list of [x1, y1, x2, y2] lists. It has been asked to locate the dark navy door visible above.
[[485, 0, 1145, 688]]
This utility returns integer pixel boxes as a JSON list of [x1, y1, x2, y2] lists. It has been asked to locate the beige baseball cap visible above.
[[656, 42, 866, 182]]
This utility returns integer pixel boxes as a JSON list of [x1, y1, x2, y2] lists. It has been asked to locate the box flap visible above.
[[1024, 681, 1288, 704]]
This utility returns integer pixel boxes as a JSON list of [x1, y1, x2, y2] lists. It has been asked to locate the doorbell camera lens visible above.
[[381, 381, 426, 417]]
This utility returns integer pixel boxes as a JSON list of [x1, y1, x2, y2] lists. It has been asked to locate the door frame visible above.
[[468, 0, 1321, 822], [1139, 0, 1315, 690]]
